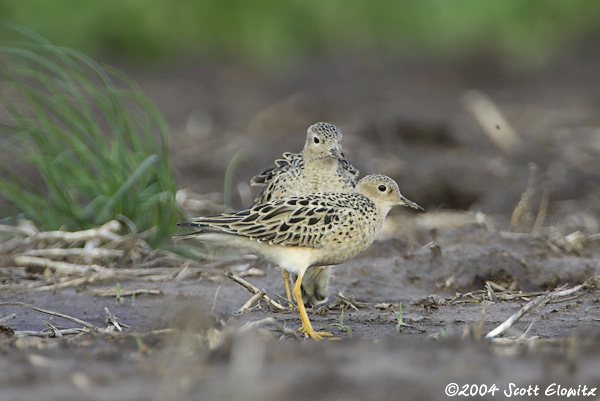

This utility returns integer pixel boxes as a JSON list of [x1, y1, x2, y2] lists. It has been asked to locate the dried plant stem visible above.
[[14, 328, 88, 337], [27, 221, 122, 243], [14, 256, 113, 277], [8, 256, 198, 291], [44, 321, 63, 337], [0, 313, 17, 324], [92, 288, 162, 297], [237, 290, 266, 313], [225, 271, 285, 311], [510, 163, 537, 233], [531, 181, 551, 236], [334, 291, 369, 311], [22, 248, 125, 259], [485, 283, 586, 339], [104, 307, 122, 331], [0, 302, 101, 331], [211, 285, 222, 315]]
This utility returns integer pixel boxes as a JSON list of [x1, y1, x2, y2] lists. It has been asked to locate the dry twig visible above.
[[14, 256, 114, 277], [485, 283, 587, 339], [0, 301, 101, 332], [510, 163, 537, 233], [211, 285, 222, 314], [92, 288, 162, 297], [0, 313, 17, 324], [43, 320, 63, 337], [14, 328, 88, 337], [332, 291, 369, 311], [225, 271, 285, 311], [22, 248, 125, 260], [531, 181, 551, 236], [104, 307, 122, 331], [237, 289, 267, 313], [28, 220, 122, 243]]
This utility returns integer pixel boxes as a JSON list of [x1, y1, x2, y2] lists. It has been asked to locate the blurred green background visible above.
[[2, 0, 599, 68]]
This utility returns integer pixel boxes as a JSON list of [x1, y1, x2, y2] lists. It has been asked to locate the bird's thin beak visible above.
[[330, 147, 343, 159], [399, 195, 425, 212]]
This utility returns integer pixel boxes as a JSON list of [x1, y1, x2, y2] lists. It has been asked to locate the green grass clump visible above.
[[0, 24, 182, 246]]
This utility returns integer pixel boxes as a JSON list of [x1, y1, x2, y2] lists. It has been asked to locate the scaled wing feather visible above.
[[184, 196, 354, 248]]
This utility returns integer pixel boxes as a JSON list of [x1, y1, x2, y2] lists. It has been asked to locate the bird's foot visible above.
[[298, 325, 337, 340]]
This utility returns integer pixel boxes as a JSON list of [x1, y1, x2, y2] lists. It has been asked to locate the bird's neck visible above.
[[305, 153, 336, 165]]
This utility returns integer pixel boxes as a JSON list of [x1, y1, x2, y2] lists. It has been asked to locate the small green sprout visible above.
[[325, 309, 353, 338], [395, 303, 404, 333]]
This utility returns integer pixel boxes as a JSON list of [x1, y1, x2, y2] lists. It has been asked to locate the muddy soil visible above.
[[2, 44, 600, 400]]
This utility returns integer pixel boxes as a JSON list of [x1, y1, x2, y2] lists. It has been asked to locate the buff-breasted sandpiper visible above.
[[178, 174, 423, 339], [251, 122, 359, 308]]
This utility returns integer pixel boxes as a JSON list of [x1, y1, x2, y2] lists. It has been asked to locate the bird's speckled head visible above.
[[355, 174, 424, 213], [303, 122, 344, 161]]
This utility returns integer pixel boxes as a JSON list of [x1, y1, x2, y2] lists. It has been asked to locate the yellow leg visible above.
[[282, 270, 294, 307], [293, 272, 334, 340]]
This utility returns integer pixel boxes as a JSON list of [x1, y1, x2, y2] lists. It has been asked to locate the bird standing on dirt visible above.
[[250, 122, 359, 308], [178, 174, 424, 339]]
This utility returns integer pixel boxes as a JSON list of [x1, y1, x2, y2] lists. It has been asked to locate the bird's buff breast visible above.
[[313, 224, 378, 265], [301, 163, 354, 194]]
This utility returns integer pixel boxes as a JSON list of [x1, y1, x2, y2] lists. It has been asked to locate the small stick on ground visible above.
[[485, 283, 587, 339], [22, 248, 125, 260], [28, 277, 100, 293], [104, 307, 122, 331], [531, 181, 551, 236], [485, 282, 499, 303], [272, 293, 296, 309], [0, 302, 101, 332], [0, 313, 17, 324], [28, 220, 123, 243], [14, 328, 88, 337], [92, 288, 162, 298], [237, 289, 266, 313], [333, 291, 369, 311], [225, 271, 285, 311], [510, 163, 537, 233], [211, 284, 221, 314], [14, 256, 114, 277], [43, 320, 63, 337]]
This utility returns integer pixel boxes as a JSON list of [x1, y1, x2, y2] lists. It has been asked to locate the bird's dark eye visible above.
[[313, 136, 320, 144], [378, 185, 387, 192]]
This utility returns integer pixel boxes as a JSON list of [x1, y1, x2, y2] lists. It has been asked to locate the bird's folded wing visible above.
[[182, 196, 353, 248], [249, 151, 298, 186], [339, 157, 359, 182]]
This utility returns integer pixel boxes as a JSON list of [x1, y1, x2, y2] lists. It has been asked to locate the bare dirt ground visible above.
[[2, 43, 600, 400]]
